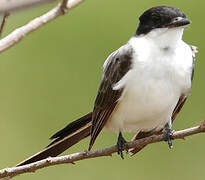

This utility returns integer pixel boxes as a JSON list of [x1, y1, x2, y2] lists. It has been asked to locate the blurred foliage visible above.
[[0, 0, 204, 179]]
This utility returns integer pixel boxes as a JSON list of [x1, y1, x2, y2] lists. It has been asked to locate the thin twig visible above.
[[0, 12, 9, 37], [0, 121, 205, 179], [0, 0, 85, 53]]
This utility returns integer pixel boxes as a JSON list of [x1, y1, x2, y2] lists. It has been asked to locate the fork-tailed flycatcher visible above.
[[17, 6, 197, 166]]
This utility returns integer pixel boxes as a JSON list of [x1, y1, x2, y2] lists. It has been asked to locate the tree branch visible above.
[[0, 0, 85, 53], [0, 0, 58, 14], [0, 121, 205, 179]]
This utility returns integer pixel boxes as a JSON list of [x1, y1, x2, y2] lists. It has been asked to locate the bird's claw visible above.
[[117, 132, 128, 159], [163, 128, 174, 148]]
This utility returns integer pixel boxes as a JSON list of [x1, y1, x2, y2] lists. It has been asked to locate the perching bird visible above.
[[17, 6, 197, 166]]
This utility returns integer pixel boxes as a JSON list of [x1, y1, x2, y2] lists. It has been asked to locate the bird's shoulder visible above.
[[103, 36, 149, 75], [103, 44, 134, 73]]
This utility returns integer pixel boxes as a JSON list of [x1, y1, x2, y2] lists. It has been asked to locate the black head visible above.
[[136, 6, 191, 35]]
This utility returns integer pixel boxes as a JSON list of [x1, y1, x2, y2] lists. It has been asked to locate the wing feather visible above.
[[89, 45, 133, 150]]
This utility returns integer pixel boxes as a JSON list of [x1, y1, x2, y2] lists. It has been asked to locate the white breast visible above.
[[104, 31, 193, 133]]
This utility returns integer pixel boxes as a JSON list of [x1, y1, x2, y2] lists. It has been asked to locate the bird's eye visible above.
[[173, 17, 180, 21]]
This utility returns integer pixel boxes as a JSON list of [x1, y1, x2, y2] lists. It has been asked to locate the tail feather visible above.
[[17, 113, 92, 166], [50, 113, 92, 140], [48, 112, 92, 146]]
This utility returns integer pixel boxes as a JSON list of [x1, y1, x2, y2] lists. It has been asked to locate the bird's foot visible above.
[[163, 127, 174, 148], [117, 132, 128, 159]]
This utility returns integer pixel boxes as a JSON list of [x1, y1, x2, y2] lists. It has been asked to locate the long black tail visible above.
[[17, 112, 92, 166]]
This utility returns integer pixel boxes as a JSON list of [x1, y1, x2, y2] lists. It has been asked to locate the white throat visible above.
[[145, 27, 184, 49]]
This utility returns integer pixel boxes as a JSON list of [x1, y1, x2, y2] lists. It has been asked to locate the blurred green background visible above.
[[0, 0, 204, 179]]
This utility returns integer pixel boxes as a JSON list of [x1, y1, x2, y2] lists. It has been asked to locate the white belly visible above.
[[104, 71, 181, 132]]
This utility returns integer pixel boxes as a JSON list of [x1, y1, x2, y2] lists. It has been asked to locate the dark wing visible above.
[[129, 45, 197, 155], [171, 95, 187, 122], [88, 45, 133, 150]]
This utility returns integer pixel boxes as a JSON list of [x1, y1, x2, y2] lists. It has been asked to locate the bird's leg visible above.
[[163, 120, 174, 148], [117, 132, 128, 159]]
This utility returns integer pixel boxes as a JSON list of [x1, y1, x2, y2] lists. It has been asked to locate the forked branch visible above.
[[0, 0, 85, 53]]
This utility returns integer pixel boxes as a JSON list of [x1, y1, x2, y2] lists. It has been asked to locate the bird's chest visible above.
[[130, 52, 173, 91], [123, 54, 181, 114], [129, 46, 191, 95], [108, 48, 190, 131]]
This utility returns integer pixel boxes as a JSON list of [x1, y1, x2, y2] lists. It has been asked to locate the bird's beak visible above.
[[168, 17, 191, 28]]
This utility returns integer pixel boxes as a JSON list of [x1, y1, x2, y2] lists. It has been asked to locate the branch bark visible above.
[[0, 0, 85, 53], [0, 121, 205, 179]]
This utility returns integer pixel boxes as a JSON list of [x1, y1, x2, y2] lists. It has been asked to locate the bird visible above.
[[17, 6, 197, 166]]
